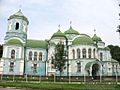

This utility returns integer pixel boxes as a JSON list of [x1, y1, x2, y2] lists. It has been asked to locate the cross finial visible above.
[[94, 28, 96, 34], [19, 4, 21, 9], [70, 21, 72, 27], [18, 0, 22, 11], [117, 25, 120, 39], [58, 24, 60, 30]]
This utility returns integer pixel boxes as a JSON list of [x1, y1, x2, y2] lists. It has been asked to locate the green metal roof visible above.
[[6, 39, 23, 46], [51, 30, 66, 38], [85, 62, 93, 70], [8, 9, 29, 24], [92, 34, 102, 42], [98, 47, 110, 51], [64, 26, 80, 35], [111, 59, 118, 63], [26, 39, 48, 49], [104, 47, 110, 50], [72, 34, 94, 45]]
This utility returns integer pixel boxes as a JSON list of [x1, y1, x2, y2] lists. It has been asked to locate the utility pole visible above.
[[115, 65, 118, 84], [116, 0, 120, 84], [116, 1, 120, 38]]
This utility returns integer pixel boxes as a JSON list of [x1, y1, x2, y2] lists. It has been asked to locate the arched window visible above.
[[82, 48, 86, 58], [29, 51, 32, 60], [15, 22, 19, 30], [77, 62, 81, 72], [88, 48, 91, 58], [77, 49, 80, 59], [34, 52, 37, 61], [33, 64, 37, 73], [11, 49, 15, 59], [72, 49, 75, 59], [100, 52, 103, 61], [39, 52, 42, 60], [93, 49, 96, 58]]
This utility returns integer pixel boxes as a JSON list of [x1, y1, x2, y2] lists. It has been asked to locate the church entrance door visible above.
[[92, 63, 99, 79]]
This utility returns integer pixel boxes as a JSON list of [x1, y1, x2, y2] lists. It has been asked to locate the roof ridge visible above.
[[27, 39, 46, 41]]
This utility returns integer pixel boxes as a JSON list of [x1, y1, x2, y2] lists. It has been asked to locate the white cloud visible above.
[[0, 0, 120, 46]]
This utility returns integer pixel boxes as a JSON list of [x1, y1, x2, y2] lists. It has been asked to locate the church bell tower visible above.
[[0, 9, 29, 75], [5, 9, 29, 46]]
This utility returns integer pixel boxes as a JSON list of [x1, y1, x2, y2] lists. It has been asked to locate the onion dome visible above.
[[72, 34, 94, 45], [51, 30, 66, 38], [8, 9, 29, 24], [92, 34, 102, 42], [64, 26, 80, 35]]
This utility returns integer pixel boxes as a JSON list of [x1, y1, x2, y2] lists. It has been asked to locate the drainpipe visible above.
[[24, 46, 26, 76], [65, 37, 69, 77], [24, 36, 27, 76]]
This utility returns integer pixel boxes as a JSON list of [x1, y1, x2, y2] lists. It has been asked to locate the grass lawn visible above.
[[0, 82, 120, 90]]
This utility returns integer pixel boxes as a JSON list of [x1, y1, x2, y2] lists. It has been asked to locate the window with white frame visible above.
[[39, 52, 42, 60], [9, 62, 14, 72], [33, 64, 37, 73], [77, 49, 80, 59], [15, 22, 19, 30], [77, 62, 81, 72], [82, 48, 86, 58], [11, 49, 15, 59], [34, 52, 37, 61], [29, 51, 32, 60], [88, 48, 91, 58], [72, 49, 75, 59], [93, 49, 96, 58], [100, 52, 103, 61]]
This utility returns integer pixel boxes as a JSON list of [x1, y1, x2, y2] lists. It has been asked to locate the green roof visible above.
[[8, 9, 29, 24], [72, 34, 94, 45], [85, 62, 93, 70], [92, 34, 102, 42], [64, 26, 80, 35], [6, 39, 23, 46], [98, 47, 110, 51], [51, 30, 66, 38], [102, 59, 118, 63], [105, 47, 110, 50], [111, 59, 118, 63], [26, 39, 48, 49]]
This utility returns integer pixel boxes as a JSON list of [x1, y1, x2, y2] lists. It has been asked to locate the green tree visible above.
[[52, 42, 67, 76], [107, 45, 120, 62]]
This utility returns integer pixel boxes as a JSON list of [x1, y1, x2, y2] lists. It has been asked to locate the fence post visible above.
[[1, 74, 2, 80], [13, 74, 15, 81], [54, 74, 56, 83], [116, 65, 118, 84], [84, 70, 86, 83], [69, 73, 71, 83], [39, 75, 41, 82], [26, 74, 28, 82], [100, 66, 102, 83]]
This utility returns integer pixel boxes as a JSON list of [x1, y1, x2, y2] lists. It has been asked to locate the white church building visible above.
[[0, 10, 120, 77]]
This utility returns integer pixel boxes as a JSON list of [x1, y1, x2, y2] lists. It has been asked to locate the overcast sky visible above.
[[0, 0, 120, 46]]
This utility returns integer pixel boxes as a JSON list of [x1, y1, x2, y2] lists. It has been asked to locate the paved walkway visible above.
[[0, 87, 25, 90]]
